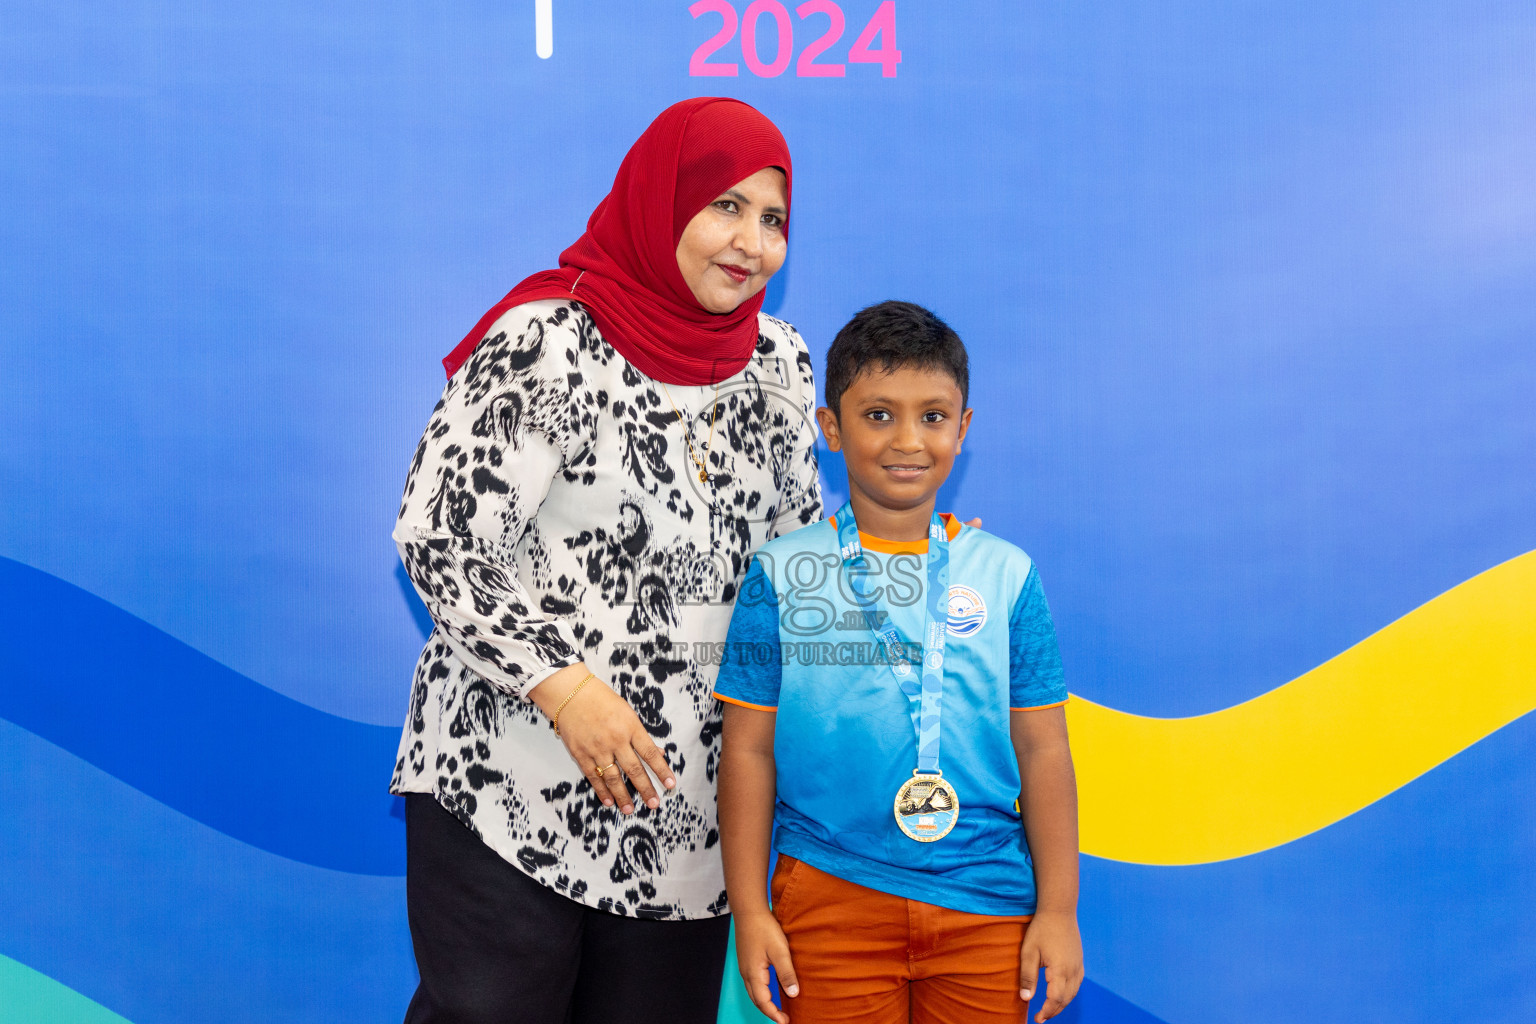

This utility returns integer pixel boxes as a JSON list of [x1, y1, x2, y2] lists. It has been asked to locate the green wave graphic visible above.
[[0, 954, 133, 1024]]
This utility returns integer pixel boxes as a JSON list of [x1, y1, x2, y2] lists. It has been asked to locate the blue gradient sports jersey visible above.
[[713, 515, 1069, 915]]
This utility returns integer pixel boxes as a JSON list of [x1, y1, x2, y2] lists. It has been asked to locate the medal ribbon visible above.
[[833, 502, 949, 775]]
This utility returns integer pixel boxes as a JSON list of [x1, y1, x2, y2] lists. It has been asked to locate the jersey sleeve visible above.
[[712, 558, 784, 711], [1009, 563, 1069, 710]]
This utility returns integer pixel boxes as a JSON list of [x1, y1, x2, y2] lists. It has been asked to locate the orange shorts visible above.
[[771, 855, 1033, 1024]]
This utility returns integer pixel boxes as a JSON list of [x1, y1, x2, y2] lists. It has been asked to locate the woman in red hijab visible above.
[[391, 98, 822, 1024]]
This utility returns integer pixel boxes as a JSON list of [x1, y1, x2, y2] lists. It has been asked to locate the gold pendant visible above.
[[893, 771, 960, 842], [698, 469, 709, 483]]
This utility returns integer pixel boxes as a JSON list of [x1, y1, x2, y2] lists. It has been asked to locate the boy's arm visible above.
[[714, 556, 798, 1022], [720, 703, 799, 1023], [1013, 706, 1084, 1022]]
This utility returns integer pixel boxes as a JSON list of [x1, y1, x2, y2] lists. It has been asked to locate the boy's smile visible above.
[[816, 364, 973, 542]]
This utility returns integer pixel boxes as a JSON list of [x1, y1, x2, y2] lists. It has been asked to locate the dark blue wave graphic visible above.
[[1028, 978, 1170, 1024], [1, 712, 1171, 1024], [0, 718, 415, 1024], [1, 560, 1173, 1024], [0, 557, 405, 875]]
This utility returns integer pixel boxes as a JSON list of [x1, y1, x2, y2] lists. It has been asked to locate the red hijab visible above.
[[443, 97, 793, 385]]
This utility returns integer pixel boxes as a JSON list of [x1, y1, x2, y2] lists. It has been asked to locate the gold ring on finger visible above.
[[595, 761, 616, 776]]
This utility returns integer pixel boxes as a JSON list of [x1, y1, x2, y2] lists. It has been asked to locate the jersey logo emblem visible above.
[[946, 585, 987, 637]]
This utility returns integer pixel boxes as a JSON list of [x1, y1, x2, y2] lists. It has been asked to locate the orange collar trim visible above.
[[827, 513, 962, 554]]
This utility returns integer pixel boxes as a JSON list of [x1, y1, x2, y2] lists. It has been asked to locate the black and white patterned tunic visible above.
[[391, 299, 822, 920]]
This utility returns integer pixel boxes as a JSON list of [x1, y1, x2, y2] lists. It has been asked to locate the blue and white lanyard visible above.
[[833, 502, 949, 775]]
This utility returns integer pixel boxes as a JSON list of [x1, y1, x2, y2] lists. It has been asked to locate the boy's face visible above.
[[816, 363, 973, 516]]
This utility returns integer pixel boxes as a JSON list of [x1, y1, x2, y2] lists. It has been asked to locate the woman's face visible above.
[[675, 167, 788, 314]]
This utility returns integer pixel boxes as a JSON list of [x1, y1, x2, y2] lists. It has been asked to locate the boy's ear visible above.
[[815, 406, 842, 452], [957, 407, 974, 447]]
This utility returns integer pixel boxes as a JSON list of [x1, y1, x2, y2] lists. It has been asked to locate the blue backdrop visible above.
[[3, 2, 1534, 1022]]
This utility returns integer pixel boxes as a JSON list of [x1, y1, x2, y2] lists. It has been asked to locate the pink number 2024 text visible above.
[[689, 1, 901, 78]]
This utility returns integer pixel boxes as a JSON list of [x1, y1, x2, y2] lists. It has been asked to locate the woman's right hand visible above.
[[530, 663, 676, 814]]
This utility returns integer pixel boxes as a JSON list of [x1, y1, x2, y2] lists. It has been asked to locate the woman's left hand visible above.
[[531, 663, 677, 814]]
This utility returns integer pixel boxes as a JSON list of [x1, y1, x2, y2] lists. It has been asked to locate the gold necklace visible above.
[[660, 382, 722, 484]]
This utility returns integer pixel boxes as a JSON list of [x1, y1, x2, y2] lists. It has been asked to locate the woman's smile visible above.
[[716, 262, 752, 284]]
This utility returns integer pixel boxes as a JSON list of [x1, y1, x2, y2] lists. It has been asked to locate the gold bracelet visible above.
[[551, 672, 597, 737]]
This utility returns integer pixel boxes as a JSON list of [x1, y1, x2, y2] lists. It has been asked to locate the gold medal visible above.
[[893, 770, 960, 842]]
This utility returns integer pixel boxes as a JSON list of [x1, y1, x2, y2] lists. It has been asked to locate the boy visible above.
[[715, 301, 1083, 1024]]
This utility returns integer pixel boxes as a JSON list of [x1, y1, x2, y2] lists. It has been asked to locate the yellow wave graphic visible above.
[[1068, 550, 1536, 865]]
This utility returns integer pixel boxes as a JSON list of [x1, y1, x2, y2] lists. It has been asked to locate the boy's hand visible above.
[[1018, 910, 1083, 1022], [734, 910, 800, 1024]]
